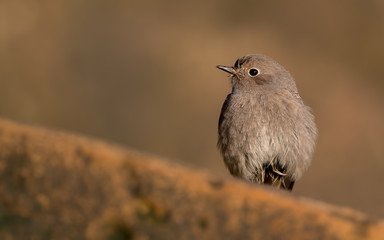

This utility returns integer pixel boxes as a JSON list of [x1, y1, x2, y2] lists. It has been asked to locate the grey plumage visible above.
[[217, 54, 317, 191]]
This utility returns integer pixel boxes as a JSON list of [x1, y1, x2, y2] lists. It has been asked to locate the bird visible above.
[[216, 54, 317, 191]]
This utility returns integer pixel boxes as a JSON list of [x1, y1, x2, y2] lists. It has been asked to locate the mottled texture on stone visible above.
[[0, 118, 382, 240]]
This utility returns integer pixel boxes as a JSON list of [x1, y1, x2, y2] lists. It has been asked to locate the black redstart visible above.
[[217, 54, 317, 191]]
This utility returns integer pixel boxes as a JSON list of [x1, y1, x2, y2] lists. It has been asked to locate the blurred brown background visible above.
[[1, 1, 384, 218]]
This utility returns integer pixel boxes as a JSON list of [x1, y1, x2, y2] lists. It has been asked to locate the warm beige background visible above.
[[1, 1, 384, 218]]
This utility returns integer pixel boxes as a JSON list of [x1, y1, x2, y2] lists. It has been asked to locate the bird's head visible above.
[[217, 54, 297, 93]]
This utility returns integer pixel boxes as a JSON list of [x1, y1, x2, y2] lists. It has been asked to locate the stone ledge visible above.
[[0, 118, 382, 240]]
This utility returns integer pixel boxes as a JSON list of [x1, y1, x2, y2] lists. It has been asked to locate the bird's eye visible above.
[[248, 68, 259, 76]]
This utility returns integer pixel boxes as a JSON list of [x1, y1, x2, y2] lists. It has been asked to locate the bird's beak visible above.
[[216, 65, 235, 75]]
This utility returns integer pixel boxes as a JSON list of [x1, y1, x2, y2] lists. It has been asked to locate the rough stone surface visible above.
[[0, 118, 383, 240]]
